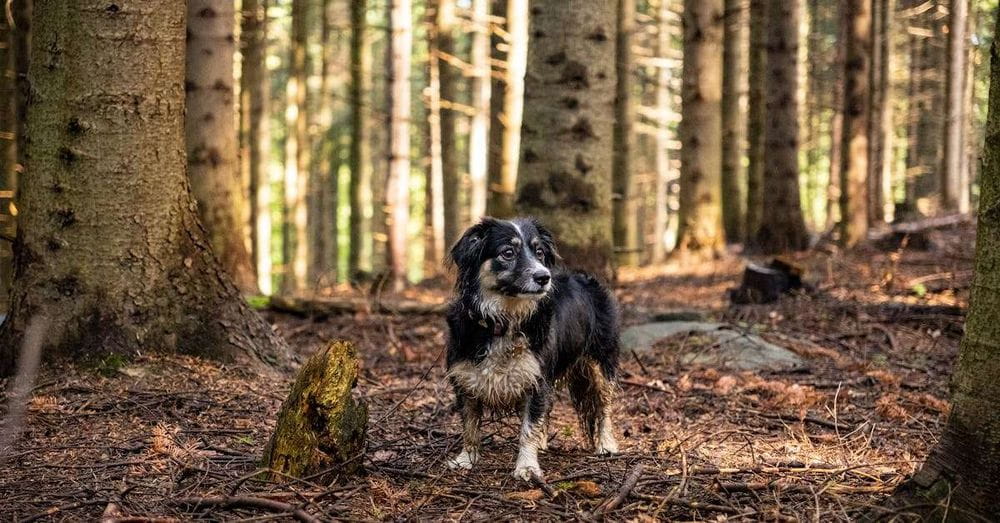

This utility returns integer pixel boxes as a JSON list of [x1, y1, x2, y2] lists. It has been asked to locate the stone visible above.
[[622, 321, 805, 371]]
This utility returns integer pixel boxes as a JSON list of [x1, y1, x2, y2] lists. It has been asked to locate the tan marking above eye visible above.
[[510, 237, 522, 247]]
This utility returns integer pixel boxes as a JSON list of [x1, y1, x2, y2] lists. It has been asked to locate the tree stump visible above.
[[262, 341, 367, 481]]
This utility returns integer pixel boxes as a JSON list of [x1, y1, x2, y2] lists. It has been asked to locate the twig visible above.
[[170, 496, 321, 523], [529, 472, 559, 499], [633, 493, 741, 515], [18, 499, 109, 523], [597, 464, 645, 514]]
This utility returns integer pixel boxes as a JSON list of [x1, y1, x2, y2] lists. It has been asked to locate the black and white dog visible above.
[[445, 217, 620, 481]]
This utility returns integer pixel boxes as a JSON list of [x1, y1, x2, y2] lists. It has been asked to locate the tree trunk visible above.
[[425, 0, 446, 277], [187, 0, 256, 294], [651, 0, 677, 264], [349, 0, 373, 280], [868, 0, 885, 224], [838, 0, 871, 247], [436, 0, 461, 249], [880, 13, 1000, 516], [283, 0, 310, 292], [386, 0, 412, 290], [241, 0, 272, 295], [0, 0, 290, 376], [754, 0, 809, 253], [468, 0, 491, 224], [721, 0, 746, 243], [0, 4, 15, 307], [486, 0, 528, 219], [676, 0, 725, 258], [515, 0, 616, 279], [827, 5, 846, 230], [745, 0, 765, 244], [942, 0, 969, 212], [903, 3, 945, 216], [613, 0, 639, 267]]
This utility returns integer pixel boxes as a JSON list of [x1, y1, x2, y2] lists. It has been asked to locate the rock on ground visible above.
[[622, 321, 804, 371]]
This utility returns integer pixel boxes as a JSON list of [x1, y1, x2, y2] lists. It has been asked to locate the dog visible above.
[[444, 217, 621, 481]]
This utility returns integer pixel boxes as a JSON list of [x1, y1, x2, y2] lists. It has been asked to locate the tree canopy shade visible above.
[[0, 0, 290, 376]]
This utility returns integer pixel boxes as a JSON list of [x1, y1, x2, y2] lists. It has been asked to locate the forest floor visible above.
[[0, 223, 974, 522]]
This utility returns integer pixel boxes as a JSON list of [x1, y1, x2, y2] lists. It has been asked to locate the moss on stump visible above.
[[262, 341, 367, 481]]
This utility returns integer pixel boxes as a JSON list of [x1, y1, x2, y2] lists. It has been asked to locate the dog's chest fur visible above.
[[448, 332, 541, 409]]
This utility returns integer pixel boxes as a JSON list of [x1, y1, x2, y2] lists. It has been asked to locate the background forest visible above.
[[2, 0, 1000, 520]]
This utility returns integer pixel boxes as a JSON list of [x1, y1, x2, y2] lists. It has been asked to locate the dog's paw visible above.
[[447, 449, 479, 470], [512, 463, 544, 482], [595, 435, 619, 455]]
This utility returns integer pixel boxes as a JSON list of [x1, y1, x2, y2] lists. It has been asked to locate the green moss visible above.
[[246, 295, 270, 310], [262, 341, 367, 482]]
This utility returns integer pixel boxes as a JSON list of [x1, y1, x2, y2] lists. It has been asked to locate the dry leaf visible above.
[[506, 489, 544, 502], [570, 480, 602, 497]]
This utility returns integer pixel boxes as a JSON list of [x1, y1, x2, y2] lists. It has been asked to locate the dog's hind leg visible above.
[[448, 395, 482, 470], [512, 387, 551, 481], [568, 360, 619, 455]]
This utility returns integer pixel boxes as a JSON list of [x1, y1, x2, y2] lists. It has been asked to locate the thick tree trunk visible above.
[[745, 0, 765, 244], [942, 0, 969, 212], [436, 0, 461, 249], [313, 0, 342, 284], [515, 0, 616, 279], [721, 0, 746, 243], [0, 5, 15, 306], [425, 0, 446, 277], [613, 0, 639, 267], [0, 0, 290, 376], [838, 0, 871, 247], [283, 0, 310, 292], [187, 0, 256, 294], [754, 0, 809, 253], [486, 0, 528, 219], [468, 0, 491, 224], [241, 0, 272, 295], [386, 0, 412, 290], [827, 6, 846, 230], [676, 0, 725, 258], [349, 0, 373, 279], [880, 14, 1000, 516], [868, 0, 886, 224]]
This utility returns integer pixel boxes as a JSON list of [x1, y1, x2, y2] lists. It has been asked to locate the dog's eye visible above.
[[499, 248, 515, 261], [535, 247, 545, 259]]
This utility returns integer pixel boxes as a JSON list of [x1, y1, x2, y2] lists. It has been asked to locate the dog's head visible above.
[[449, 217, 559, 304]]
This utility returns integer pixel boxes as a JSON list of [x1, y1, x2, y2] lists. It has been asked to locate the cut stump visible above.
[[262, 341, 367, 482]]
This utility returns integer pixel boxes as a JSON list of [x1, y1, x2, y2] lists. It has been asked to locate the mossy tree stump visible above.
[[262, 341, 367, 481]]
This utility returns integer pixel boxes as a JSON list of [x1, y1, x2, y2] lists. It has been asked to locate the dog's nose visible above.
[[533, 271, 551, 286]]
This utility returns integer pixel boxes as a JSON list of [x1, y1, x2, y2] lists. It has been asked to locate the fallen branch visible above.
[[170, 496, 321, 523], [597, 464, 645, 514], [529, 472, 559, 499], [18, 499, 109, 523], [633, 493, 741, 515], [269, 295, 447, 316]]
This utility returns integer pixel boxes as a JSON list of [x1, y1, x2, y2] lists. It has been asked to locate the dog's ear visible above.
[[531, 218, 561, 267], [448, 217, 498, 269]]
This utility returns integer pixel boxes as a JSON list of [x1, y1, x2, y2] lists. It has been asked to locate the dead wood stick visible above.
[[171, 496, 321, 523], [633, 493, 740, 515], [529, 472, 559, 499], [18, 499, 109, 523], [598, 464, 645, 513], [269, 294, 447, 316]]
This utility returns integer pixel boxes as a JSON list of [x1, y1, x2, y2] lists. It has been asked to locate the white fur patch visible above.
[[512, 406, 545, 481], [447, 335, 542, 409], [447, 449, 479, 470]]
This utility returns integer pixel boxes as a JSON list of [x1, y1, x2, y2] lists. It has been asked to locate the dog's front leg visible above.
[[448, 395, 482, 470], [512, 388, 550, 481]]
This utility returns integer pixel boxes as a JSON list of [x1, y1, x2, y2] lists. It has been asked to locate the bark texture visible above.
[[612, 0, 639, 267], [241, 0, 272, 295], [1, 4, 15, 304], [942, 0, 970, 212], [283, 0, 310, 292], [721, 0, 746, 243], [902, 2, 945, 216], [881, 14, 1000, 516], [468, 0, 491, 223], [676, 0, 725, 258], [262, 341, 367, 481], [187, 0, 256, 294], [425, 0, 446, 277], [386, 0, 412, 290], [436, 0, 461, 249], [838, 0, 871, 247], [486, 0, 528, 219], [745, 0, 765, 243], [0, 0, 290, 376], [349, 0, 373, 279], [515, 0, 616, 279], [755, 0, 809, 253], [650, 0, 675, 264]]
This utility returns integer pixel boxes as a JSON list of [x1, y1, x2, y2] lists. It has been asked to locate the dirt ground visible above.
[[0, 223, 973, 521]]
